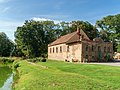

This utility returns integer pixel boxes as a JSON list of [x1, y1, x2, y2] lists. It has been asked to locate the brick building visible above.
[[48, 29, 113, 62]]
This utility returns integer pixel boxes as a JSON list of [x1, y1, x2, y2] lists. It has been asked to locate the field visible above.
[[14, 60, 120, 90]]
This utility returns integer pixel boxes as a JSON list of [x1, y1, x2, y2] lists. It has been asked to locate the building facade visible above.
[[48, 29, 113, 63], [114, 52, 120, 60]]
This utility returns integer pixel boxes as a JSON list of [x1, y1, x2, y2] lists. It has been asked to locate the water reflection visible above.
[[0, 74, 13, 90]]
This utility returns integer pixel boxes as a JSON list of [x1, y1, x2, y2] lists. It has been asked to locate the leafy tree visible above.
[[54, 21, 98, 40], [96, 14, 120, 51], [15, 20, 56, 58], [117, 44, 120, 52], [0, 32, 14, 56], [14, 20, 99, 57], [70, 21, 98, 40]]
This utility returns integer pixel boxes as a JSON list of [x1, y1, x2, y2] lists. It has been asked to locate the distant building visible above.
[[48, 28, 113, 63], [114, 52, 120, 60]]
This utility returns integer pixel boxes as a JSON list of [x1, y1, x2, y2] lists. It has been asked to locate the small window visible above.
[[92, 45, 94, 51], [108, 47, 110, 52], [56, 47, 58, 53], [86, 55, 88, 59], [67, 46, 69, 52], [53, 47, 54, 53], [50, 48, 52, 53], [98, 46, 101, 51], [60, 46, 62, 53], [82, 35, 84, 39], [86, 45, 88, 51], [104, 47, 106, 52]]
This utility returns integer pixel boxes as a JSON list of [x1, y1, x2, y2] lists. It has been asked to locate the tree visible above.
[[70, 21, 98, 40], [54, 20, 98, 40], [96, 14, 120, 51], [0, 32, 14, 57], [15, 20, 56, 58]]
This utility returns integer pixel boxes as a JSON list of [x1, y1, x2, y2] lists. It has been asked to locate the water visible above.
[[0, 66, 13, 90]]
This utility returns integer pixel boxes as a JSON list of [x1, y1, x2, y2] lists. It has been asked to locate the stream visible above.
[[0, 66, 13, 90]]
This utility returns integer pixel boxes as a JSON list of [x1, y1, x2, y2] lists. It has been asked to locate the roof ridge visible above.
[[66, 31, 77, 43]]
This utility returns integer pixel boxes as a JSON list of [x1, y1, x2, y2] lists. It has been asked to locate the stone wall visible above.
[[81, 41, 113, 62], [48, 41, 113, 63], [48, 44, 67, 61]]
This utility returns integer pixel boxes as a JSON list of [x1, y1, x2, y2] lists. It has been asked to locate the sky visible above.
[[0, 0, 120, 41]]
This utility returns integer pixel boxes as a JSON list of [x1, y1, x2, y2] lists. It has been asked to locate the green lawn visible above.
[[14, 60, 120, 90]]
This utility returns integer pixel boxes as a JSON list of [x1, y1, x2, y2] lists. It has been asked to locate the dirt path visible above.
[[88, 62, 120, 66], [28, 62, 48, 69]]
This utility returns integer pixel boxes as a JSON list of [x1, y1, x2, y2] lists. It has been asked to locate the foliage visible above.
[[117, 44, 120, 52], [14, 20, 98, 57], [54, 21, 98, 40], [15, 20, 56, 58], [96, 14, 120, 51], [0, 32, 15, 57], [0, 57, 14, 64], [13, 60, 120, 90], [70, 21, 98, 39], [13, 60, 20, 69]]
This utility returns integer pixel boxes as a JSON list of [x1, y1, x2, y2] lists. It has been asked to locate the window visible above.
[[60, 46, 62, 53], [98, 46, 101, 51], [86, 55, 88, 59], [67, 46, 69, 52], [56, 47, 58, 53], [108, 47, 110, 52], [104, 47, 106, 52], [53, 47, 54, 53], [50, 48, 52, 53], [86, 45, 88, 51], [82, 35, 84, 39], [92, 45, 94, 51]]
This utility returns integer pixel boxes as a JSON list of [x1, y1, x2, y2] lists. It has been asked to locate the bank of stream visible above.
[[0, 66, 14, 90]]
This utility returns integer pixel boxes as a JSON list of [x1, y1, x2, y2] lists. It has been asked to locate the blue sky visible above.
[[0, 0, 120, 41]]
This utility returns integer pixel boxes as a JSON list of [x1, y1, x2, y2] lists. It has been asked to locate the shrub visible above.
[[26, 57, 46, 63], [41, 58, 46, 62], [0, 57, 14, 64], [13, 60, 20, 69]]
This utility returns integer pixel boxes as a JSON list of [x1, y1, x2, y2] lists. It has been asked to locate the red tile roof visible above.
[[48, 29, 90, 46]]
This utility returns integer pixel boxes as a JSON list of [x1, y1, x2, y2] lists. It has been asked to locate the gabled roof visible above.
[[48, 29, 90, 46]]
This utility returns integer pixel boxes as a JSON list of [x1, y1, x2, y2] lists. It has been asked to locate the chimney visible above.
[[77, 27, 81, 39]]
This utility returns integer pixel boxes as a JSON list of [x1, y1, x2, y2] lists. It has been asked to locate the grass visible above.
[[14, 60, 120, 90], [0, 66, 12, 87]]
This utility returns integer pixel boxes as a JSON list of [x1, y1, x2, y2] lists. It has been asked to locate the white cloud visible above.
[[0, 0, 10, 3], [32, 17, 51, 21], [0, 20, 23, 41], [32, 17, 62, 24], [1, 7, 10, 13]]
